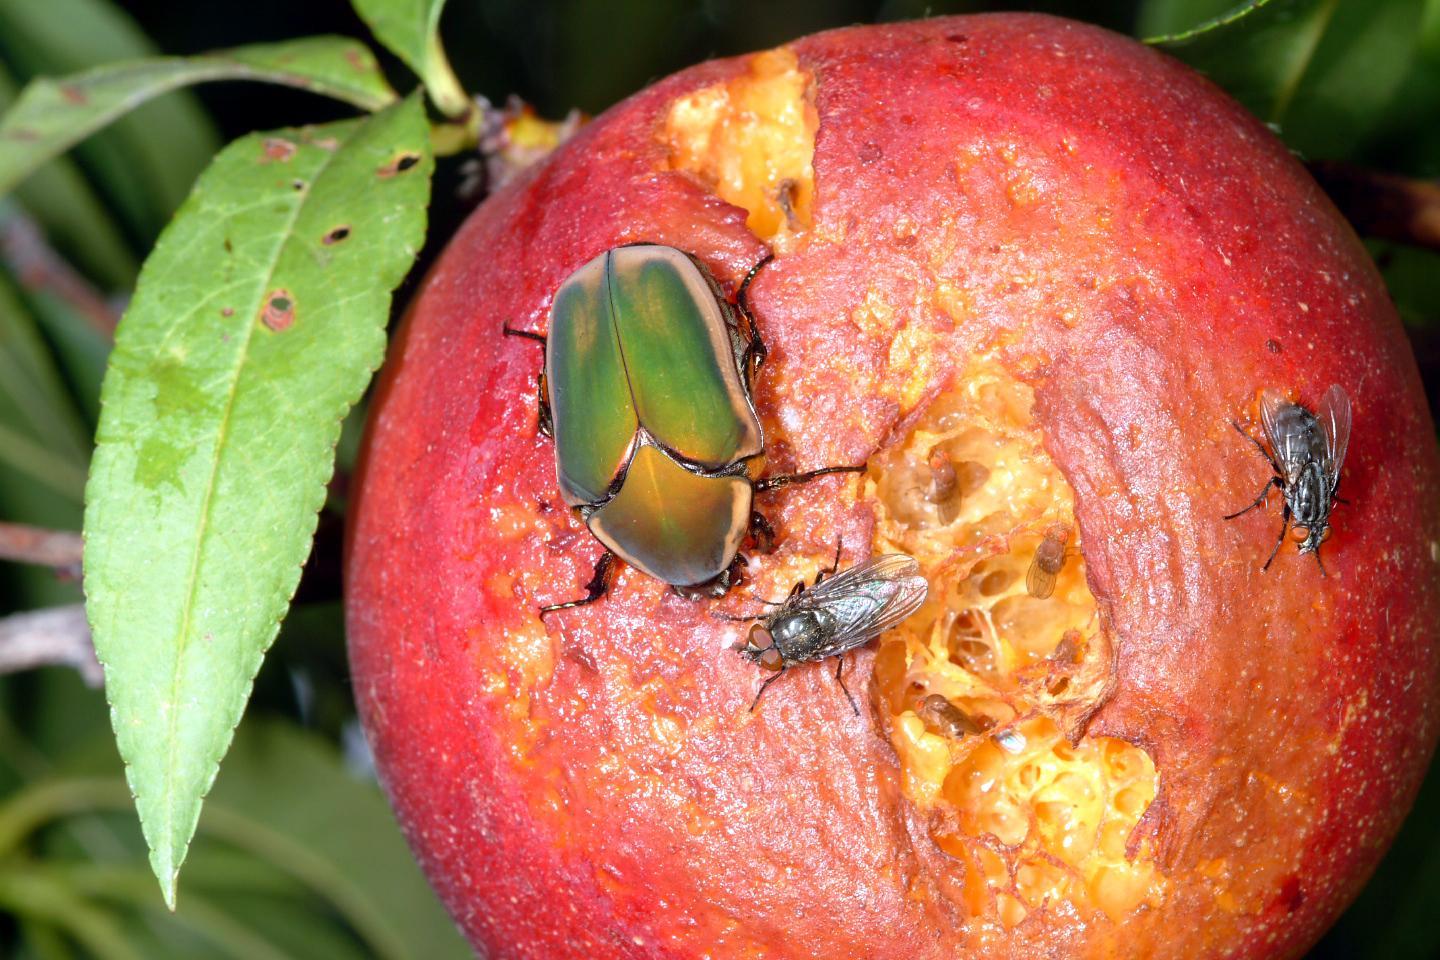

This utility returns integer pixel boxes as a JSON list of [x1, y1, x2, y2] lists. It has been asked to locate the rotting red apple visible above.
[[345, 13, 1440, 959]]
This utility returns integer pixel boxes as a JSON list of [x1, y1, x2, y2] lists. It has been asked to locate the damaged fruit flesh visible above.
[[347, 14, 1440, 960], [869, 367, 1159, 925]]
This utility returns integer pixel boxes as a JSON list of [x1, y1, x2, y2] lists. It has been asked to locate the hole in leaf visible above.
[[378, 152, 422, 178], [323, 226, 351, 245], [261, 290, 296, 332]]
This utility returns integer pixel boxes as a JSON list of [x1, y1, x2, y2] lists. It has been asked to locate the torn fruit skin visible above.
[[347, 13, 1440, 960]]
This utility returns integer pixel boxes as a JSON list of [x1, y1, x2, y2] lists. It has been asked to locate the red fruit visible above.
[[346, 14, 1440, 959]]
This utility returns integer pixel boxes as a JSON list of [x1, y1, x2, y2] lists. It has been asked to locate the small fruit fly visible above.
[[1225, 385, 1351, 573], [915, 694, 984, 739], [730, 553, 929, 714], [1025, 522, 1071, 600]]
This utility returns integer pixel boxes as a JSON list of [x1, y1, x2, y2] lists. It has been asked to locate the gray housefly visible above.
[[1225, 385, 1351, 573], [729, 553, 929, 714]]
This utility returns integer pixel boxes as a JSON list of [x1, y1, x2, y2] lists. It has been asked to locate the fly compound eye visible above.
[[749, 624, 775, 650], [1321, 526, 1332, 542], [1291, 525, 1310, 543], [760, 647, 784, 670]]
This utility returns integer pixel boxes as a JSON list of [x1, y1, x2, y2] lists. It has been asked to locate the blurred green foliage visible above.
[[1, 1, 1438, 957]]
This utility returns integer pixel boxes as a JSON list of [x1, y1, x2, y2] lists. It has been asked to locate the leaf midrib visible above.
[[158, 134, 348, 888]]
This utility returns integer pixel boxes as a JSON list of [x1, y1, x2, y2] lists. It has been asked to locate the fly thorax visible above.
[[771, 611, 821, 651]]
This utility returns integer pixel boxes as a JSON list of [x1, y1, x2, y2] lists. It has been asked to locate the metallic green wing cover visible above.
[[607, 246, 763, 468], [586, 444, 752, 586], [546, 251, 639, 505]]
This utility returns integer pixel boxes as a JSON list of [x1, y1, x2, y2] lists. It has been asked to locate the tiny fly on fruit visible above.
[[1025, 522, 1071, 600], [1225, 385, 1351, 573], [727, 552, 929, 714], [915, 693, 984, 739]]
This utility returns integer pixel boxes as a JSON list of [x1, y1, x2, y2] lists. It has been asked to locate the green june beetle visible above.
[[505, 244, 865, 614]]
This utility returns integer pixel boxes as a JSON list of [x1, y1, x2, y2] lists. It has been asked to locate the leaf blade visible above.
[[350, 0, 469, 117], [82, 94, 432, 906], [0, 36, 399, 199]]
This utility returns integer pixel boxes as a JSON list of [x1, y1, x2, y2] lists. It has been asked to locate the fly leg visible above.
[[813, 539, 844, 587], [833, 656, 859, 716], [502, 323, 552, 436], [1231, 420, 1282, 473], [1224, 476, 1282, 520], [1262, 505, 1291, 571], [750, 670, 785, 712], [754, 464, 867, 493], [540, 551, 615, 618]]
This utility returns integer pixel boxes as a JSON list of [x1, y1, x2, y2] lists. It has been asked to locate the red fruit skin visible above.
[[346, 13, 1440, 960]]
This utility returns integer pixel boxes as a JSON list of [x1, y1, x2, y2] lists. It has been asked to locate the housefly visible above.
[[1224, 385, 1351, 573], [730, 553, 929, 714], [1025, 523, 1071, 600]]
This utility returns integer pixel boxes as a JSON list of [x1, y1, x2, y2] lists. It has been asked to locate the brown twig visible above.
[[0, 205, 121, 339], [0, 521, 83, 579], [1309, 161, 1440, 253], [0, 605, 101, 687]]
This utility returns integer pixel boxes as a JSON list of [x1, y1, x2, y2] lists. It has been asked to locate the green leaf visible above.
[[1139, 0, 1274, 42], [82, 94, 432, 907], [0, 0, 220, 248], [1142, 0, 1342, 123], [1140, 0, 1434, 162], [351, 0, 469, 117], [0, 60, 138, 290], [0, 721, 468, 960], [0, 36, 399, 200], [203, 721, 471, 959], [0, 268, 89, 496]]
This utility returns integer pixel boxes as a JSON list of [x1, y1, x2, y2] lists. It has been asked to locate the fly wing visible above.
[[795, 554, 929, 659], [1259, 390, 1306, 476], [1318, 384, 1352, 484]]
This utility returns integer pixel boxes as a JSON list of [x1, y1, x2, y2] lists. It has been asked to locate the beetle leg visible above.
[[1224, 476, 1282, 520], [833, 656, 859, 716], [747, 511, 777, 554], [1231, 419, 1281, 473], [502, 323, 554, 437], [753, 463, 867, 493], [539, 551, 615, 617], [1262, 506, 1290, 572], [749, 669, 785, 712], [502, 322, 547, 346], [674, 555, 746, 601], [736, 254, 773, 375], [534, 371, 554, 438]]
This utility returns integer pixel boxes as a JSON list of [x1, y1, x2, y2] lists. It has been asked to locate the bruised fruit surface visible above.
[[346, 14, 1440, 960]]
